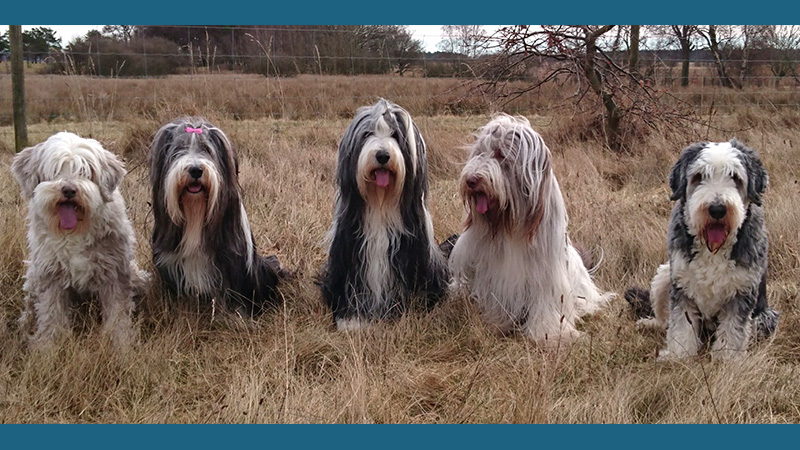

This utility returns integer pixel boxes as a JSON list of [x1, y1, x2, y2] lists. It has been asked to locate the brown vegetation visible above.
[[0, 75, 798, 423]]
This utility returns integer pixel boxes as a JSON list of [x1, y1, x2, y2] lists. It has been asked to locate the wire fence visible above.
[[3, 25, 800, 148]]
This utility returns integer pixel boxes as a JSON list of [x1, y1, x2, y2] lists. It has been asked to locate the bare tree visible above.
[[736, 25, 773, 86], [764, 25, 800, 86], [358, 25, 424, 76], [669, 25, 699, 87], [438, 25, 486, 58], [101, 25, 138, 43], [474, 25, 694, 152], [629, 25, 640, 76], [699, 25, 741, 88]]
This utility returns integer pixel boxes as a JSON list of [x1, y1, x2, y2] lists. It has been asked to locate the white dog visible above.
[[449, 114, 613, 346], [12, 132, 145, 348]]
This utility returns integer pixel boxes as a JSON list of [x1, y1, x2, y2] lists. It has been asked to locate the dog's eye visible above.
[[732, 173, 743, 187], [690, 173, 703, 185], [494, 149, 505, 162]]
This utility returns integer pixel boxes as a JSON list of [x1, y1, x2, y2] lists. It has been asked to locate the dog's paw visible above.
[[635, 317, 665, 331]]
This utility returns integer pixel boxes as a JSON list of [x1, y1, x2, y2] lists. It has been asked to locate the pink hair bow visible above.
[[185, 126, 203, 134]]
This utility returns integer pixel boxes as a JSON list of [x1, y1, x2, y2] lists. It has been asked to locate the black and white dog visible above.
[[149, 117, 285, 316], [627, 139, 778, 360], [319, 99, 449, 330]]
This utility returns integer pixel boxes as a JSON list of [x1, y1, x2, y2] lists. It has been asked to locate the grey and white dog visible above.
[[12, 132, 146, 348], [627, 139, 778, 360]]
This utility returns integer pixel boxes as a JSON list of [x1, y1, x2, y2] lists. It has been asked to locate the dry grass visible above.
[[1, 75, 799, 423], [0, 73, 548, 126]]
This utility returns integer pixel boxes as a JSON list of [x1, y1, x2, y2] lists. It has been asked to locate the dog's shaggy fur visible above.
[[319, 99, 449, 330], [149, 117, 285, 316], [626, 139, 779, 360], [12, 132, 145, 348], [449, 114, 613, 346]]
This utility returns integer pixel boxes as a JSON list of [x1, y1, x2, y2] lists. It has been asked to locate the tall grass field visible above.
[[1, 73, 798, 423]]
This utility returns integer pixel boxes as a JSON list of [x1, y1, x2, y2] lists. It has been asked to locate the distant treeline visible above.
[[35, 25, 474, 78], [12, 25, 800, 82]]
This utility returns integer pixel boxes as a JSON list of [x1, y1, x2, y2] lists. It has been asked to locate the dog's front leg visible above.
[[98, 284, 136, 349], [662, 286, 702, 359], [32, 283, 73, 346], [712, 296, 754, 360]]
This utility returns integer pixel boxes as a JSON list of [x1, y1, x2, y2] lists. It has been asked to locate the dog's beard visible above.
[[56, 201, 85, 231], [703, 222, 730, 253], [32, 180, 100, 235], [460, 162, 511, 234], [356, 144, 406, 211], [164, 158, 220, 225], [179, 191, 207, 255], [469, 189, 505, 226], [686, 189, 743, 255]]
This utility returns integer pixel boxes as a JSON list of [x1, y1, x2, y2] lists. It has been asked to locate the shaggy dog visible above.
[[626, 139, 778, 360], [12, 132, 144, 347], [319, 99, 449, 330], [449, 114, 613, 346], [149, 117, 285, 316]]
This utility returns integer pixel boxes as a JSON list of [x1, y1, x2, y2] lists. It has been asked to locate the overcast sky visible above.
[[0, 25, 464, 52]]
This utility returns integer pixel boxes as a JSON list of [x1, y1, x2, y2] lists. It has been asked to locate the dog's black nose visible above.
[[709, 204, 727, 219], [466, 174, 480, 189], [61, 186, 76, 199], [188, 166, 203, 179], [375, 150, 390, 165]]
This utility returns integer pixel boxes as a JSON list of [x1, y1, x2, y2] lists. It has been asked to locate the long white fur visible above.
[[343, 115, 408, 330], [449, 115, 613, 346]]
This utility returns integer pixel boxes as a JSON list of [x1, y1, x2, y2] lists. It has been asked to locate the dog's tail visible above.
[[439, 234, 459, 261], [752, 271, 779, 341], [573, 243, 604, 275], [753, 307, 780, 341], [625, 286, 655, 319]]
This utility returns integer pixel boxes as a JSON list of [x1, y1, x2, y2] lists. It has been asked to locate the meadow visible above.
[[0, 73, 798, 423]]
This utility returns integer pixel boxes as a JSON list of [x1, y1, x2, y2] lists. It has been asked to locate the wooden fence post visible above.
[[10, 25, 28, 152]]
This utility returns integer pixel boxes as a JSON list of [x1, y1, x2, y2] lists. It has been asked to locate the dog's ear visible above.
[[393, 106, 428, 179], [668, 157, 687, 201], [206, 126, 239, 175], [520, 128, 552, 239], [732, 139, 769, 206], [11, 143, 43, 200], [669, 143, 704, 201], [149, 121, 177, 189], [97, 149, 127, 202]]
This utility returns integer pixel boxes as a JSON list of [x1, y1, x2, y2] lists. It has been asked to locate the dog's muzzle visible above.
[[186, 166, 205, 194], [56, 182, 82, 231], [370, 150, 394, 189], [704, 203, 729, 253], [466, 175, 491, 215]]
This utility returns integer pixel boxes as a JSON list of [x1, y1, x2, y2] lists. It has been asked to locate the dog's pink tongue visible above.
[[475, 194, 489, 215], [58, 204, 78, 230], [375, 169, 390, 188], [706, 224, 727, 244]]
